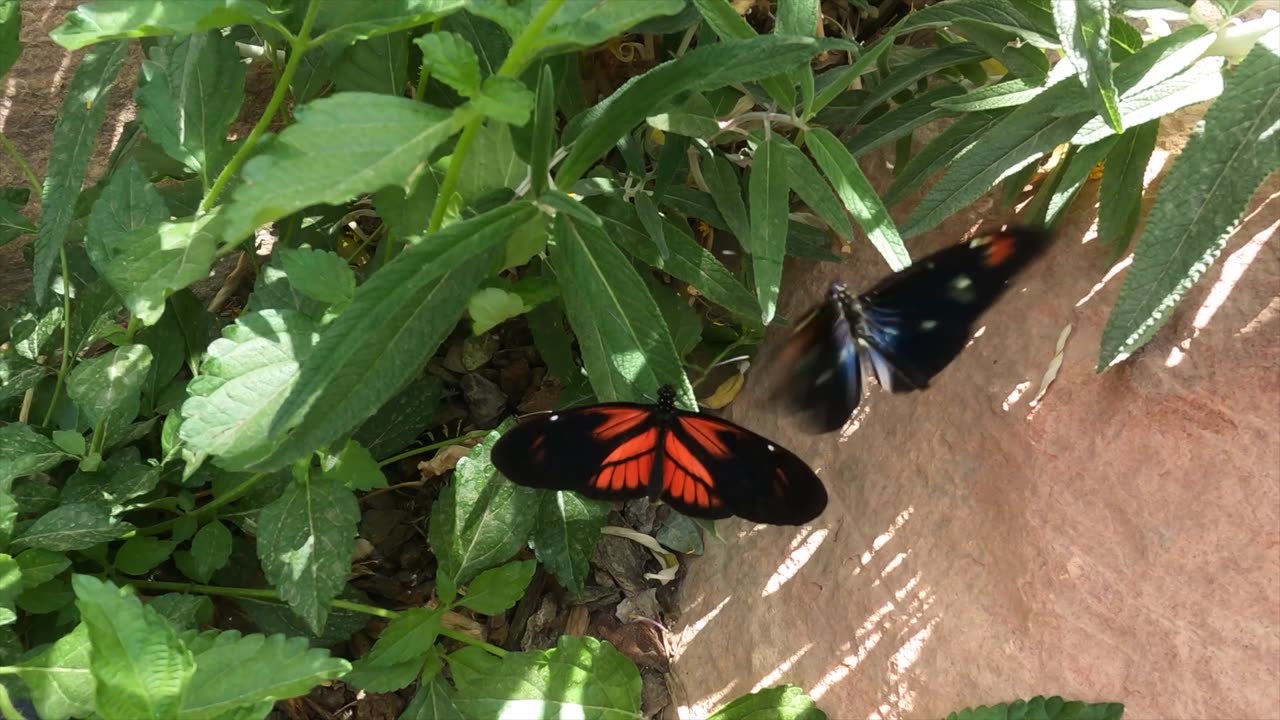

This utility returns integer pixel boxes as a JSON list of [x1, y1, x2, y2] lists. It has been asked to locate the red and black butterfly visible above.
[[491, 386, 827, 526], [779, 226, 1050, 433]]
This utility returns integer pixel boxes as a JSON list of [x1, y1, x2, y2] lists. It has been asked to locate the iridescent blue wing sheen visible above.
[[775, 283, 863, 433], [855, 226, 1050, 391]]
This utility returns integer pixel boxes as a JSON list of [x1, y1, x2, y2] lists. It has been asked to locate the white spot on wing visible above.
[[549, 414, 559, 421]]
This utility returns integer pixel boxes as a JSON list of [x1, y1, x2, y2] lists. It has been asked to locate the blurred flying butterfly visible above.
[[491, 385, 827, 526], [779, 226, 1050, 433]]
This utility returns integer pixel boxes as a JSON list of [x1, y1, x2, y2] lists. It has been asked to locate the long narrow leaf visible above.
[[691, 0, 796, 108], [884, 110, 1007, 206], [1053, 0, 1122, 132], [748, 137, 790, 324], [806, 129, 910, 270], [552, 215, 695, 408], [846, 84, 965, 157], [1097, 119, 1159, 250], [1098, 34, 1280, 369]]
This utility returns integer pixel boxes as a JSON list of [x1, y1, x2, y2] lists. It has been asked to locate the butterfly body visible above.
[[781, 226, 1050, 432], [492, 386, 827, 525]]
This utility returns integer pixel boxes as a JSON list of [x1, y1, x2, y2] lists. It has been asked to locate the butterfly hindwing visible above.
[[775, 287, 864, 433], [668, 414, 828, 525]]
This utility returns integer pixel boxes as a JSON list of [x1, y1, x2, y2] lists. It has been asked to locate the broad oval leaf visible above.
[[67, 345, 153, 432], [453, 635, 642, 719], [708, 685, 826, 720], [256, 473, 360, 634], [278, 246, 357, 307], [50, 0, 281, 50], [221, 93, 461, 247], [459, 559, 536, 614], [13, 503, 133, 551], [428, 423, 538, 587], [529, 490, 609, 597], [72, 575, 195, 720], [0, 423, 73, 486], [15, 623, 94, 720], [179, 309, 320, 470], [180, 631, 351, 718]]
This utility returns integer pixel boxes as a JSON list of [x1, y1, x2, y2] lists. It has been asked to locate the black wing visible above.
[[856, 226, 1050, 391], [774, 283, 864, 433]]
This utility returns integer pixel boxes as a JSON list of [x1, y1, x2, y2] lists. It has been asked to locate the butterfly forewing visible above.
[[775, 289, 864, 433]]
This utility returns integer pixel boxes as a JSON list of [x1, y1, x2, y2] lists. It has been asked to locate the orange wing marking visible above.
[[662, 433, 723, 509], [588, 407, 650, 440], [981, 233, 1016, 268], [593, 428, 657, 492], [677, 416, 734, 459]]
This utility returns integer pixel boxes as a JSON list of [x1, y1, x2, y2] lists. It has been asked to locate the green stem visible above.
[[378, 429, 489, 467], [202, 0, 322, 217], [0, 131, 41, 195], [121, 316, 142, 343], [136, 471, 269, 536], [128, 580, 509, 656], [40, 248, 75, 427], [0, 684, 24, 720], [425, 0, 565, 234]]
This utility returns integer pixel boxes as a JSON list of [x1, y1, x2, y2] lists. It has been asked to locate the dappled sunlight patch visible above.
[[1076, 254, 1134, 307], [751, 643, 814, 693], [1167, 216, 1278, 366], [762, 527, 830, 596], [678, 679, 739, 720], [851, 507, 914, 578], [671, 595, 732, 659]]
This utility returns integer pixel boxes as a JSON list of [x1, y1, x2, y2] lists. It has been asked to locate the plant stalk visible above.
[[40, 248, 75, 427], [202, 0, 322, 216], [136, 471, 270, 536]]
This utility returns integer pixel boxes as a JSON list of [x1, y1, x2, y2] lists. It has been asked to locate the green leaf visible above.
[[178, 309, 320, 469], [84, 156, 168, 258], [94, 209, 224, 327], [253, 204, 537, 472], [527, 300, 578, 382], [135, 31, 245, 187], [591, 197, 760, 321], [703, 152, 751, 246], [656, 512, 703, 554], [529, 490, 609, 597], [72, 575, 195, 720], [777, 0, 820, 37], [552, 214, 695, 407], [179, 630, 351, 718], [470, 0, 684, 55], [454, 123, 528, 202], [147, 594, 214, 630], [332, 31, 410, 96], [1043, 136, 1118, 225], [459, 559, 536, 614], [1070, 55, 1224, 147], [0, 194, 34, 247], [709, 685, 826, 719], [32, 41, 129, 303], [646, 93, 720, 139], [648, 276, 702, 358], [772, 137, 854, 241], [1099, 34, 1280, 369], [446, 645, 500, 690], [1097, 119, 1159, 250], [115, 536, 177, 575], [474, 76, 536, 126], [415, 31, 482, 96], [67, 344, 153, 432], [885, 110, 1006, 207], [0, 554, 18, 621], [352, 376, 443, 460], [945, 695, 1124, 720], [557, 35, 836, 186], [0, 351, 51, 402], [51, 430, 87, 457], [529, 64, 556, 197], [221, 93, 460, 247], [321, 439, 387, 491], [692, 0, 797, 108], [15, 548, 71, 588], [344, 654, 429, 694], [256, 473, 359, 633], [13, 503, 133, 551], [934, 78, 1045, 111], [1053, 0, 1122, 132], [747, 137, 789, 324], [16, 623, 95, 720], [468, 286, 530, 335], [453, 635, 642, 718], [633, 192, 669, 259], [0, 423, 72, 485], [311, 0, 467, 45], [805, 129, 909, 271], [50, 0, 281, 50], [809, 31, 896, 118], [818, 43, 988, 127], [0, 0, 20, 80], [846, 84, 965, 158], [900, 0, 1059, 47], [344, 611, 440, 690], [279, 247, 357, 307], [187, 520, 233, 583], [402, 674, 463, 720], [429, 423, 538, 586]]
